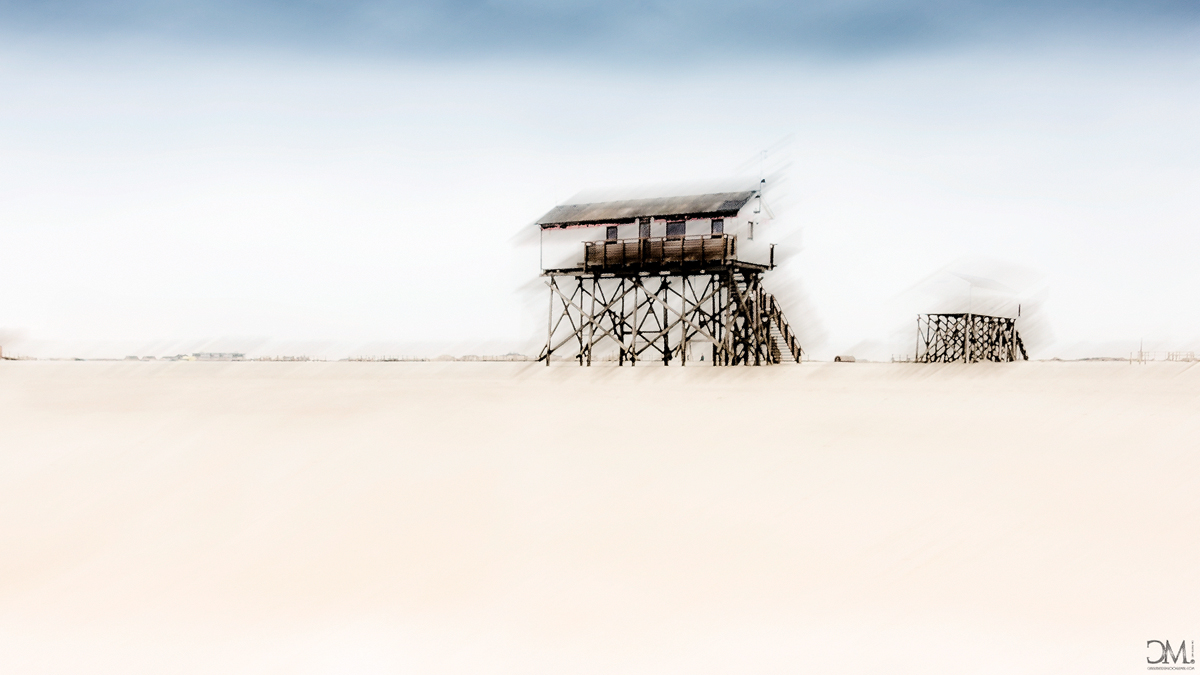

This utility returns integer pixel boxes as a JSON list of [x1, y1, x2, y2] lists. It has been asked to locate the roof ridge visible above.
[[537, 190, 759, 228]]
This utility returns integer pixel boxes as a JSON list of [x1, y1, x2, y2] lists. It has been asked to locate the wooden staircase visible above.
[[764, 291, 803, 364], [733, 277, 803, 364]]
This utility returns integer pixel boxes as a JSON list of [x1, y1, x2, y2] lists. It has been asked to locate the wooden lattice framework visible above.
[[538, 266, 802, 366], [915, 313, 1028, 363]]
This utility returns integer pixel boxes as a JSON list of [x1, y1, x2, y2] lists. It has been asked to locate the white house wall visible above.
[[541, 226, 603, 270]]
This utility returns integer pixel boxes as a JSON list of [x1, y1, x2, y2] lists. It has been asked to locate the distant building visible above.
[[192, 352, 245, 361]]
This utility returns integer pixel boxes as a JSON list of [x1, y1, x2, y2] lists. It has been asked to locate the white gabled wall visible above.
[[728, 196, 773, 267]]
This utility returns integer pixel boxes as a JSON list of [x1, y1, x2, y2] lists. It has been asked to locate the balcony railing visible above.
[[583, 234, 736, 272]]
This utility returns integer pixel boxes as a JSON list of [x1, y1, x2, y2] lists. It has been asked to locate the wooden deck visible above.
[[581, 234, 736, 272]]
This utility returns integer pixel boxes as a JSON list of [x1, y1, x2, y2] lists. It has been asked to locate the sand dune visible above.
[[0, 361, 1196, 674]]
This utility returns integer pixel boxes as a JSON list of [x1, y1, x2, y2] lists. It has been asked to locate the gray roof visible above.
[[537, 191, 757, 228]]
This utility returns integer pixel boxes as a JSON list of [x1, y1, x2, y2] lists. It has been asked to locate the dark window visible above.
[[666, 221, 686, 237], [711, 219, 724, 235], [639, 220, 651, 238], [606, 226, 618, 240]]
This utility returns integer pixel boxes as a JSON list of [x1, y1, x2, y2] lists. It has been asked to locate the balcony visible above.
[[583, 234, 737, 272]]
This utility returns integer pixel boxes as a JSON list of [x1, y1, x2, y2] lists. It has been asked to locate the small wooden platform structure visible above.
[[916, 313, 1028, 363], [536, 186, 802, 366]]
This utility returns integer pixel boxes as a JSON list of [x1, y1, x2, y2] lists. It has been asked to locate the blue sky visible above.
[[3, 0, 1197, 59], [0, 1, 1198, 359]]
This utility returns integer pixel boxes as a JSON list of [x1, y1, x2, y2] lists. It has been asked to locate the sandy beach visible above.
[[0, 360, 1197, 674]]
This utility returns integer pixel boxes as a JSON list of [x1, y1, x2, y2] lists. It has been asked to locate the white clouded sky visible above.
[[0, 11, 1198, 358]]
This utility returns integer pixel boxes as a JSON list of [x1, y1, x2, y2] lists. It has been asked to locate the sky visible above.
[[0, 0, 1198, 360]]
